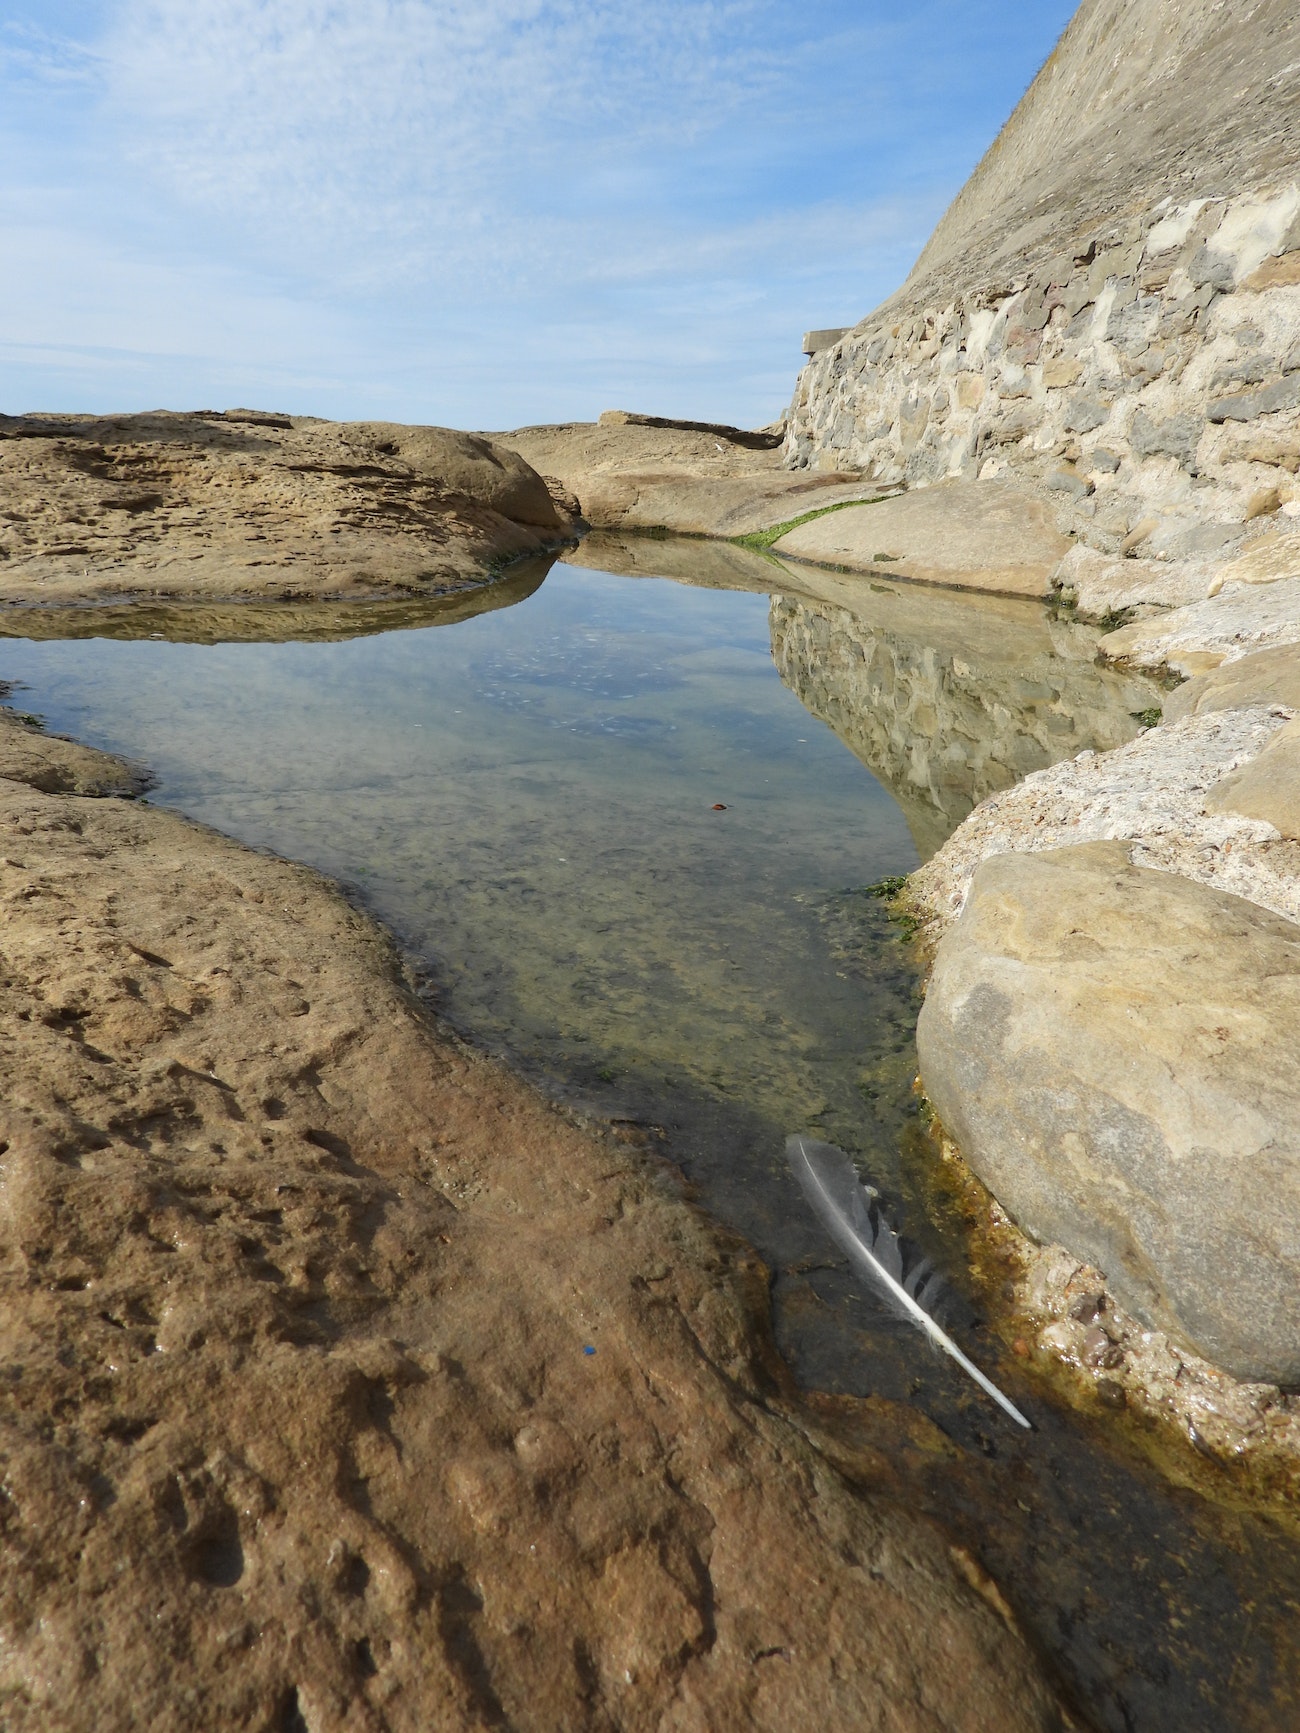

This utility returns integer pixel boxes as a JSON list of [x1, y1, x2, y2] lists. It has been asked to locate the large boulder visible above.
[[0, 412, 575, 607], [917, 840, 1300, 1384]]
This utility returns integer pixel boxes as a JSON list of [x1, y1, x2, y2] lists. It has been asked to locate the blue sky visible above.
[[0, 1, 1077, 429]]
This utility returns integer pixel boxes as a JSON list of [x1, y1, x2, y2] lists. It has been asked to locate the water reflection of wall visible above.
[[769, 576, 1165, 860]]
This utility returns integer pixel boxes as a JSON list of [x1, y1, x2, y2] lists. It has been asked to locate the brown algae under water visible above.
[[2, 536, 1299, 1732]]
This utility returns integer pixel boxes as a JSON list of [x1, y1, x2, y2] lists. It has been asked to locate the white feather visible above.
[[787, 1135, 1032, 1430]]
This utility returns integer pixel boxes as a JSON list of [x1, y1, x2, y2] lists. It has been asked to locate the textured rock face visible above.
[[910, 706, 1300, 934], [769, 584, 1160, 858], [1165, 639, 1300, 719], [0, 412, 574, 606], [0, 746, 1062, 1731], [784, 0, 1300, 573], [0, 704, 152, 797], [917, 842, 1300, 1384]]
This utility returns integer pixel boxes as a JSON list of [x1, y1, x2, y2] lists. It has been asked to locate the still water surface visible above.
[[2, 545, 1297, 1731]]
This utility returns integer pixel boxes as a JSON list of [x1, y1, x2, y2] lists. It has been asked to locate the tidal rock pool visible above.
[[3, 540, 1297, 1731]]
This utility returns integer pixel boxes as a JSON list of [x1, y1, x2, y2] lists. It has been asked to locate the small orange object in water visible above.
[[711, 803, 727, 811]]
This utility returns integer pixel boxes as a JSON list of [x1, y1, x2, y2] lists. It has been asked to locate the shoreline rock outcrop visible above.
[[495, 416, 893, 538], [0, 412, 579, 608], [0, 716, 1064, 1732], [917, 840, 1300, 1386]]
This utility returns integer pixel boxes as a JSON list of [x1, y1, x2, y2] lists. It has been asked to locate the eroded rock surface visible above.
[[917, 841, 1300, 1384], [1166, 639, 1300, 719], [0, 412, 576, 607], [910, 706, 1300, 931], [0, 703, 151, 797], [0, 744, 1061, 1731]]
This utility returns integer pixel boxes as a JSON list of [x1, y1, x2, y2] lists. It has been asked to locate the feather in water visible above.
[[786, 1134, 1032, 1430]]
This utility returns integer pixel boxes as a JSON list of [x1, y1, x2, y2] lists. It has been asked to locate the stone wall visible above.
[[784, 186, 1300, 560], [784, 0, 1300, 571]]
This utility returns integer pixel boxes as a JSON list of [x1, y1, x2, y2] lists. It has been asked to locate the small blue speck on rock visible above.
[[583, 1345, 596, 1356]]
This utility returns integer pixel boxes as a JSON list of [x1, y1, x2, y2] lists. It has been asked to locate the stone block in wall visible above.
[[1186, 244, 1237, 290], [1218, 426, 1300, 471], [1243, 253, 1300, 291], [1063, 394, 1110, 433], [1112, 294, 1161, 353], [985, 405, 1037, 445], [955, 373, 985, 409], [1085, 448, 1121, 475], [1016, 284, 1050, 332], [1209, 376, 1300, 423], [830, 412, 857, 450], [1130, 408, 1203, 471], [1063, 276, 1094, 318], [1210, 356, 1272, 390], [1047, 467, 1094, 499], [1042, 358, 1083, 388]]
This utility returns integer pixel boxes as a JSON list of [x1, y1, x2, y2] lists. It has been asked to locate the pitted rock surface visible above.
[[0, 746, 1061, 1732], [0, 412, 576, 607]]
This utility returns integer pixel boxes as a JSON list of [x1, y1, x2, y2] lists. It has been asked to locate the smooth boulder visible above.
[[773, 480, 1071, 598], [917, 841, 1300, 1384]]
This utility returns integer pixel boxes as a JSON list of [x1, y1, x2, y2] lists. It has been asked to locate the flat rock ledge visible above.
[[495, 418, 896, 538], [0, 738, 1063, 1730]]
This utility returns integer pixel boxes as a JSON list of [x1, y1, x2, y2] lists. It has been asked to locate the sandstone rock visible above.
[[772, 480, 1071, 598], [1052, 544, 1208, 616], [0, 413, 576, 608], [909, 707, 1300, 933], [0, 706, 150, 796], [1205, 715, 1300, 837], [0, 758, 1061, 1732], [1164, 640, 1300, 718], [1099, 574, 1300, 672], [916, 840, 1300, 1384], [1206, 527, 1300, 593], [595, 409, 783, 451]]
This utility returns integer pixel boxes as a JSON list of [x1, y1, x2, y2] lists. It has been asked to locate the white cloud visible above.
[[100, 0, 785, 287]]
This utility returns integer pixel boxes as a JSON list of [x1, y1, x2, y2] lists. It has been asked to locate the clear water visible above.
[[2, 547, 1298, 1731]]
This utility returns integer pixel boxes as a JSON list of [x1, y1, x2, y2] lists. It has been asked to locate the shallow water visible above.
[[2, 544, 1298, 1730]]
